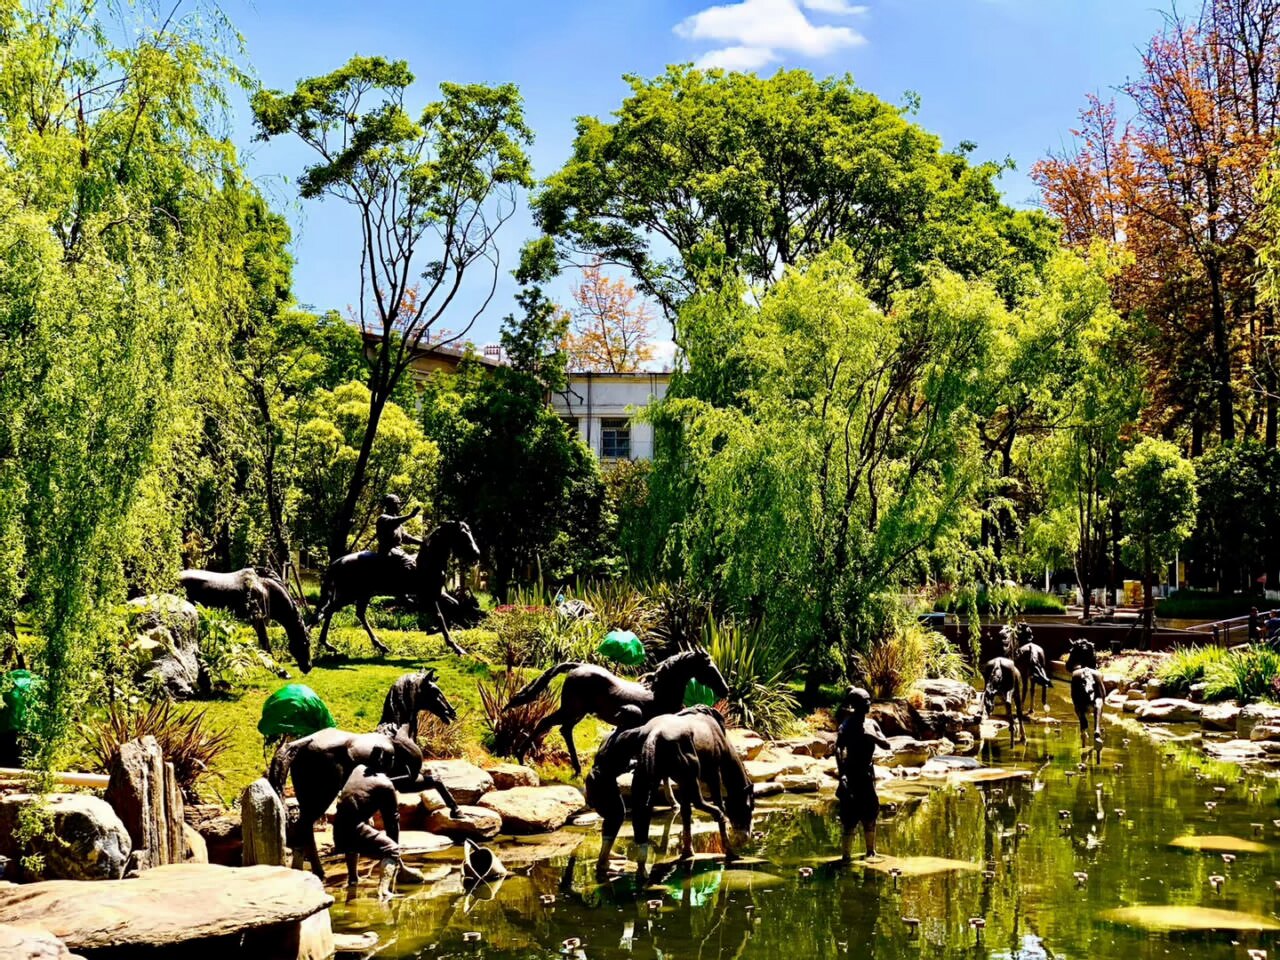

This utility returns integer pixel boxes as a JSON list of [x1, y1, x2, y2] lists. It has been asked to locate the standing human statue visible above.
[[835, 687, 890, 862]]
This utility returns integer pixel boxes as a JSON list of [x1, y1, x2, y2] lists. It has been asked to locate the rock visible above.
[[777, 773, 821, 793], [1188, 682, 1208, 703], [868, 701, 915, 738], [421, 760, 494, 806], [951, 732, 978, 755], [485, 763, 539, 790], [726, 729, 765, 761], [394, 831, 454, 856], [0, 793, 131, 882], [241, 778, 288, 867], [185, 805, 240, 867], [883, 737, 949, 768], [1134, 699, 1202, 723], [1145, 679, 1166, 701], [1101, 673, 1127, 692], [911, 678, 979, 714], [816, 757, 838, 777], [477, 786, 585, 834], [570, 812, 601, 827], [0, 924, 76, 959], [918, 756, 983, 778], [1105, 692, 1128, 711], [0, 863, 332, 957], [1200, 702, 1241, 732], [1249, 721, 1280, 742], [1238, 703, 1280, 740], [126, 594, 203, 699], [780, 734, 835, 759], [614, 773, 633, 799], [424, 805, 502, 840], [182, 823, 207, 864], [105, 736, 184, 870], [1204, 739, 1271, 763], [752, 780, 784, 798], [396, 792, 429, 831], [743, 759, 786, 783]]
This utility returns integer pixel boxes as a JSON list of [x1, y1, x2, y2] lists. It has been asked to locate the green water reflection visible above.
[[332, 693, 1280, 959]]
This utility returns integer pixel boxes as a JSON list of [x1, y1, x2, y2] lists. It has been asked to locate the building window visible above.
[[601, 418, 631, 459]]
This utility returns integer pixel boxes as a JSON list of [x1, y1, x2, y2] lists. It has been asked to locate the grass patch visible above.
[[1155, 645, 1227, 697], [933, 586, 1065, 616]]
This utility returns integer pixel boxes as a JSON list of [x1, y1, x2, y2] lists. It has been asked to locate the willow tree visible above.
[[252, 61, 533, 560], [644, 246, 1002, 686], [0, 0, 259, 769]]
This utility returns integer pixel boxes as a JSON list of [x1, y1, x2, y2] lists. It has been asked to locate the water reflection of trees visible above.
[[332, 711, 1279, 959]]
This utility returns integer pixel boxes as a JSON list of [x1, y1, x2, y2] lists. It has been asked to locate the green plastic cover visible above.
[[597, 629, 646, 666], [0, 670, 41, 733], [258, 683, 335, 739], [683, 677, 717, 707]]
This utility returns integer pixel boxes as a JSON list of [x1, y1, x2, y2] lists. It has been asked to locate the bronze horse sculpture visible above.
[[1003, 622, 1053, 713], [585, 705, 754, 879], [315, 520, 481, 658], [269, 671, 461, 879], [1066, 639, 1106, 754], [507, 648, 731, 776], [179, 568, 312, 673], [981, 656, 1026, 746]]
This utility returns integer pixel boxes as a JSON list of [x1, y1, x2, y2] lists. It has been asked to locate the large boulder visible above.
[[421, 760, 494, 806], [1200, 702, 1241, 732], [104, 736, 184, 870], [477, 786, 585, 834], [1204, 739, 1272, 763], [726, 729, 766, 761], [0, 863, 332, 958], [0, 924, 76, 959], [882, 736, 950, 768], [485, 763, 539, 791], [743, 759, 787, 783], [1249, 721, 1280, 743], [126, 594, 203, 699], [1238, 703, 1280, 740], [903, 679, 983, 740], [0, 794, 131, 882], [1134, 699, 1202, 724], [424, 805, 502, 841], [777, 773, 822, 793]]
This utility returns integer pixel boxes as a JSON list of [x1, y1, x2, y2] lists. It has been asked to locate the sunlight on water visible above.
[[331, 692, 1280, 959]]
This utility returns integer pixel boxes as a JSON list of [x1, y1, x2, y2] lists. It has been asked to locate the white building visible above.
[[551, 371, 672, 460]]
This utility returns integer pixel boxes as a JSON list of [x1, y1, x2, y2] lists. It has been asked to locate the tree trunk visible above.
[[1207, 263, 1235, 443], [328, 390, 388, 560], [1142, 545, 1154, 651]]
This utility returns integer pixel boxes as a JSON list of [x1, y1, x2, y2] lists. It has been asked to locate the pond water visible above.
[[332, 691, 1280, 959]]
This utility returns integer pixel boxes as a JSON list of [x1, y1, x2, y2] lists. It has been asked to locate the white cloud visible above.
[[696, 44, 780, 70], [675, 0, 867, 69], [800, 0, 868, 14]]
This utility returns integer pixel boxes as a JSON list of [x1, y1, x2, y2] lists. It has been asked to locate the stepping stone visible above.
[[1168, 835, 1269, 854], [1102, 905, 1280, 932], [477, 786, 585, 834], [485, 763, 539, 790], [425, 805, 502, 841], [855, 855, 980, 877], [420, 760, 494, 805]]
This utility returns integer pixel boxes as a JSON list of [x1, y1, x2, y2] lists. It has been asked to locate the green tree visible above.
[[641, 246, 1001, 686], [421, 298, 610, 597], [251, 59, 534, 560], [1188, 442, 1280, 593], [535, 66, 1057, 327], [0, 0, 256, 769], [1115, 438, 1199, 644]]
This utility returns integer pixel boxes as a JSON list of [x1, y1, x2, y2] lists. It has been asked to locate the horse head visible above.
[[692, 649, 730, 700], [1016, 622, 1035, 647], [262, 575, 312, 674], [414, 667, 458, 724], [1065, 639, 1097, 672], [449, 520, 481, 566], [1000, 623, 1017, 658]]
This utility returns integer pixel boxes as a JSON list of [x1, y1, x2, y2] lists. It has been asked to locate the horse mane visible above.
[[645, 649, 703, 694]]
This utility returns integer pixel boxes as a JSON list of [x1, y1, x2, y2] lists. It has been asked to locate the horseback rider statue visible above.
[[376, 495, 420, 573]]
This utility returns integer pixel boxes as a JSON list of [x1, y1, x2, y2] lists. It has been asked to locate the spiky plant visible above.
[[703, 618, 798, 738], [478, 670, 562, 762]]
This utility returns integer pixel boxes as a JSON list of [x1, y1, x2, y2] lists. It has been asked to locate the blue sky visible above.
[[222, 0, 1170, 356]]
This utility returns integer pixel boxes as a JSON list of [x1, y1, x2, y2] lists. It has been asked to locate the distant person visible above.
[[1266, 610, 1280, 642], [1249, 607, 1261, 643]]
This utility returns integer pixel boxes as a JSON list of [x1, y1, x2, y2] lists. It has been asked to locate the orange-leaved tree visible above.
[[565, 260, 657, 373]]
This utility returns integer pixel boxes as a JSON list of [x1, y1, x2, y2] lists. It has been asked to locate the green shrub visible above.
[[703, 619, 797, 738], [852, 620, 971, 699], [1203, 646, 1280, 702], [576, 580, 657, 636], [195, 606, 283, 690], [1155, 644, 1227, 696], [933, 585, 1065, 616]]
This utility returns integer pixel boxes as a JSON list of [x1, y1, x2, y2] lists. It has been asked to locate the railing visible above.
[[1185, 613, 1254, 647]]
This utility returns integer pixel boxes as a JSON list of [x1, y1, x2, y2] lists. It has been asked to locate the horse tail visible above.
[[636, 730, 662, 815], [506, 662, 579, 709], [267, 735, 307, 797]]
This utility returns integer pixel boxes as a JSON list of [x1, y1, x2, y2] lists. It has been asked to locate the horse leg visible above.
[[1093, 702, 1104, 751], [317, 604, 341, 656], [356, 598, 390, 655], [435, 601, 466, 657], [561, 718, 582, 778], [704, 775, 732, 858], [515, 708, 568, 764]]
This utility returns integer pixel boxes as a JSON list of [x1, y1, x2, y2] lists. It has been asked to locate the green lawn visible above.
[[188, 625, 608, 805]]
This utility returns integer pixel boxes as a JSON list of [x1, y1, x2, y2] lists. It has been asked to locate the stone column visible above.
[[240, 777, 288, 867], [105, 735, 184, 869]]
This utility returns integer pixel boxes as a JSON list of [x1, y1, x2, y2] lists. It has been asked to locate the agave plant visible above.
[[702, 618, 798, 739], [478, 670, 562, 762], [81, 700, 233, 803]]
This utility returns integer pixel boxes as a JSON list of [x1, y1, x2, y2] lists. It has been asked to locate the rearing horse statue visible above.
[[315, 520, 481, 658]]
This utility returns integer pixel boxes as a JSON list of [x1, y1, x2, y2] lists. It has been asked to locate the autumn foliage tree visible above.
[[1034, 0, 1280, 450], [565, 260, 657, 372]]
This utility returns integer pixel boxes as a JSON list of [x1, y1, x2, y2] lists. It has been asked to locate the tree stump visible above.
[[105, 736, 184, 870], [240, 778, 287, 867]]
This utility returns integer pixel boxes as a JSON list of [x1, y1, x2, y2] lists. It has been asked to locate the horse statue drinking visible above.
[[315, 520, 481, 658], [179, 568, 312, 673], [505, 648, 730, 776]]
